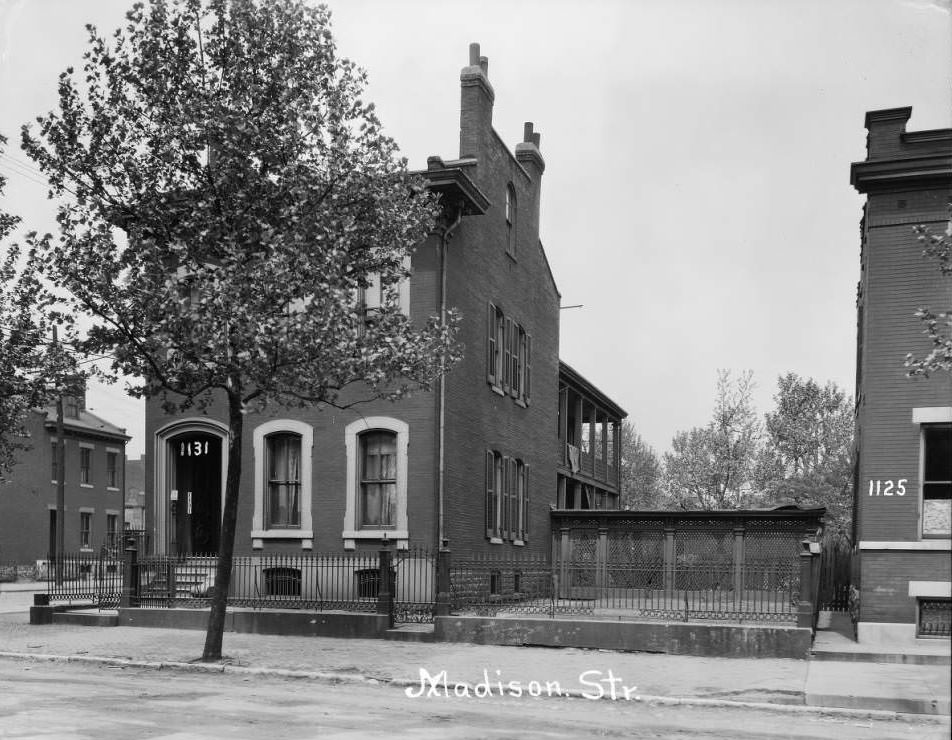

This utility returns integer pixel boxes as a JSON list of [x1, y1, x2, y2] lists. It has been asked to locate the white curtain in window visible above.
[[361, 432, 396, 527], [268, 434, 301, 527]]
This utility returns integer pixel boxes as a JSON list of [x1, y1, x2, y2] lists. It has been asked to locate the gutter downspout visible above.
[[438, 208, 463, 549]]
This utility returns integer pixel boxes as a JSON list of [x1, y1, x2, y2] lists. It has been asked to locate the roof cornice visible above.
[[558, 360, 628, 419], [850, 153, 952, 193], [414, 161, 491, 215]]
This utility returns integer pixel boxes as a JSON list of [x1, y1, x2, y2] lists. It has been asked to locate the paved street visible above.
[[1, 659, 948, 740]]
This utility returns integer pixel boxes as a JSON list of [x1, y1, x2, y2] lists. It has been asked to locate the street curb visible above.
[[1, 651, 948, 723]]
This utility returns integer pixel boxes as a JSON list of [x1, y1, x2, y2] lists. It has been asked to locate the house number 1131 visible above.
[[868, 479, 907, 496], [180, 440, 209, 457]]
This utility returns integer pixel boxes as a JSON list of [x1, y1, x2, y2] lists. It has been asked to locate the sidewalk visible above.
[[0, 611, 948, 718]]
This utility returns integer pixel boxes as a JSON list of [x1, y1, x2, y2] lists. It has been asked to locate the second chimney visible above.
[[459, 42, 495, 160]]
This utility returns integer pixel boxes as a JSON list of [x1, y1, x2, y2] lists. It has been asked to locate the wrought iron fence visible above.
[[393, 546, 438, 624], [817, 536, 852, 612], [135, 551, 382, 611], [450, 551, 800, 624], [44, 549, 123, 609], [451, 551, 560, 617]]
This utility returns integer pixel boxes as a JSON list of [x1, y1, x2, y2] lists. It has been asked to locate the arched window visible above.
[[251, 419, 314, 549], [505, 183, 516, 257], [343, 417, 409, 549], [266, 432, 302, 528], [359, 430, 397, 528]]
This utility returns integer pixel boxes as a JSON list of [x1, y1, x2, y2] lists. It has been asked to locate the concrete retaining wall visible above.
[[435, 616, 813, 659], [118, 608, 389, 639]]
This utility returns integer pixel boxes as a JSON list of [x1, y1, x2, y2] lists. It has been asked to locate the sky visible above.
[[1, 0, 950, 460]]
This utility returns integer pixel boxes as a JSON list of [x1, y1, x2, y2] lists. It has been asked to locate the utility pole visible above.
[[53, 325, 65, 585]]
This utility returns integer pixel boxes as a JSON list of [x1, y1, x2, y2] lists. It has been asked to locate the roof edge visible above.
[[559, 360, 628, 419]]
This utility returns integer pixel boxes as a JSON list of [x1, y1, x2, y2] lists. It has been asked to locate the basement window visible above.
[[917, 598, 951, 638]]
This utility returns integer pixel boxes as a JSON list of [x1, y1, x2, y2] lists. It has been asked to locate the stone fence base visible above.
[[118, 607, 390, 640], [435, 616, 813, 659]]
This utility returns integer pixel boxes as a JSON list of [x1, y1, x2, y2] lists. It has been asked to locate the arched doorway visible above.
[[154, 420, 227, 555], [169, 432, 222, 554]]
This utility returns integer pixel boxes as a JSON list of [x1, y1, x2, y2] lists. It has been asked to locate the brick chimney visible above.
[[864, 107, 912, 159], [515, 122, 545, 239], [459, 42, 494, 160], [515, 121, 545, 177]]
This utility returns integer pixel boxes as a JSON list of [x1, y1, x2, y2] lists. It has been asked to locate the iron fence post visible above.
[[732, 525, 745, 607], [797, 539, 814, 630], [558, 527, 569, 599], [377, 546, 394, 627], [663, 525, 675, 596], [121, 535, 138, 609], [596, 527, 608, 592], [435, 542, 451, 617]]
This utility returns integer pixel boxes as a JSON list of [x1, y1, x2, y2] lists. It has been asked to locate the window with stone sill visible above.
[[922, 424, 951, 538], [251, 420, 313, 547], [79, 511, 92, 549], [79, 447, 92, 485], [266, 432, 302, 529], [343, 417, 408, 548], [486, 302, 531, 405], [485, 450, 529, 543]]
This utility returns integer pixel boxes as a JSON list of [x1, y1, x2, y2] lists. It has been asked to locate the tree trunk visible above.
[[202, 391, 243, 661]]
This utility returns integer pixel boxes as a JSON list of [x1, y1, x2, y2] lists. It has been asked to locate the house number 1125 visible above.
[[868, 479, 907, 496]]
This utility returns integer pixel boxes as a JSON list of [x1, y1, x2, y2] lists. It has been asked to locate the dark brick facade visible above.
[[144, 45, 616, 560], [0, 402, 129, 563], [850, 107, 952, 640]]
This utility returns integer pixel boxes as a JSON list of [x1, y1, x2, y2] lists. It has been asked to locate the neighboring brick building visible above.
[[125, 454, 146, 532], [850, 107, 952, 644], [0, 389, 129, 564], [144, 44, 625, 558]]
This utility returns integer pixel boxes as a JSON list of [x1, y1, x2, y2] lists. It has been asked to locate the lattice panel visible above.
[[570, 530, 598, 588], [675, 529, 733, 567], [610, 518, 668, 531], [744, 531, 801, 565], [606, 531, 664, 566], [746, 518, 815, 532], [571, 530, 598, 565]]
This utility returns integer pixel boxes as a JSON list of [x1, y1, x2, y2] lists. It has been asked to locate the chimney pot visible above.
[[523, 122, 534, 142], [469, 43, 480, 66], [479, 56, 488, 76], [531, 132, 541, 148]]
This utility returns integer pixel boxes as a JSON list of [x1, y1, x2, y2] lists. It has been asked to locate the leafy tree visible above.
[[619, 421, 665, 509], [663, 370, 761, 509], [21, 0, 459, 661], [754, 373, 854, 541], [905, 211, 951, 378], [0, 135, 78, 478]]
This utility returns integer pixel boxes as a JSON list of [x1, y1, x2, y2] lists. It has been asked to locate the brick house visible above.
[[143, 44, 626, 559], [0, 389, 129, 565], [850, 107, 952, 644]]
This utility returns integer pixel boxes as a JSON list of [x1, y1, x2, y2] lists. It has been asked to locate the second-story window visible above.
[[486, 302, 531, 404], [505, 184, 516, 258], [64, 396, 79, 419], [80, 447, 92, 485], [106, 451, 118, 488], [487, 303, 504, 389]]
